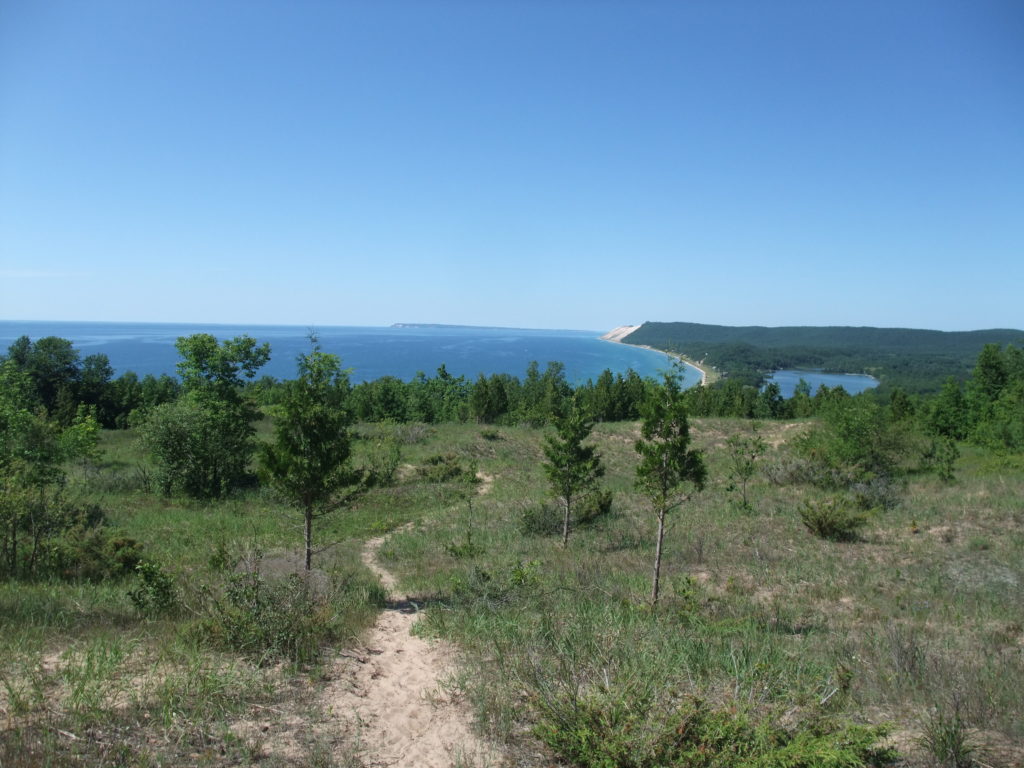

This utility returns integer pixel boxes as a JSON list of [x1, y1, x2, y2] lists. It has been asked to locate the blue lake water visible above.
[[0, 321, 702, 387], [766, 369, 879, 398]]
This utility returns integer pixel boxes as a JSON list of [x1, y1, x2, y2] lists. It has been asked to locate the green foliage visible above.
[[174, 333, 271, 398], [635, 373, 707, 604], [39, 507, 143, 582], [928, 377, 969, 440], [259, 339, 360, 570], [448, 560, 541, 607], [137, 333, 269, 499], [576, 487, 614, 526], [542, 400, 605, 546], [127, 561, 178, 616], [518, 489, 613, 537], [417, 453, 474, 483], [533, 694, 894, 768], [0, 489, 141, 582], [197, 568, 386, 666], [634, 374, 707, 503], [1, 365, 102, 580], [934, 437, 960, 483], [518, 502, 563, 536], [919, 698, 977, 768], [725, 427, 767, 510], [137, 395, 255, 498], [444, 529, 484, 559], [625, 320, 1022, 394], [357, 431, 403, 487], [799, 497, 867, 542]]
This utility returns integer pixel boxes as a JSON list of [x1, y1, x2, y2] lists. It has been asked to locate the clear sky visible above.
[[1, 1, 1021, 332]]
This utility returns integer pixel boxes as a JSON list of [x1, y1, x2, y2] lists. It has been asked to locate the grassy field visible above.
[[2, 418, 1022, 766]]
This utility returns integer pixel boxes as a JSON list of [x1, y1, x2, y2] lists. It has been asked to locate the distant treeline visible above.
[[624, 321, 1024, 394], [2, 334, 1022, 452]]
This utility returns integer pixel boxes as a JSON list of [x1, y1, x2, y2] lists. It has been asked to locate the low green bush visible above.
[[417, 453, 472, 483], [195, 567, 386, 666], [799, 497, 867, 542], [519, 490, 613, 537], [534, 694, 895, 768], [518, 503, 562, 536], [577, 488, 614, 526], [128, 561, 178, 616]]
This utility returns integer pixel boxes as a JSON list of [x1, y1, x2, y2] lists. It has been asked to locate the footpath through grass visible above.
[[379, 420, 1024, 768], [1, 419, 1022, 767]]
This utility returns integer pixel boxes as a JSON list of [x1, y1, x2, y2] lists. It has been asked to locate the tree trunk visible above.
[[651, 504, 666, 605], [561, 496, 571, 548], [304, 506, 313, 571]]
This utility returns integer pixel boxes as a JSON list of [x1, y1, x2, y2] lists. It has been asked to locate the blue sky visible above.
[[1, 1, 1021, 332]]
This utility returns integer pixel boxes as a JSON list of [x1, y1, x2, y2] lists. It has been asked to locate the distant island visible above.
[[617, 321, 1024, 394]]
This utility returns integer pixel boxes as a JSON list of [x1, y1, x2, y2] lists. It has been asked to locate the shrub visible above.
[[416, 453, 472, 483], [1, 497, 141, 582], [576, 488, 614, 526], [799, 497, 867, 542], [197, 568, 386, 666], [849, 475, 903, 511], [358, 432, 402, 487], [919, 699, 977, 768], [518, 503, 562, 536], [448, 561, 540, 608], [202, 571, 329, 666], [136, 396, 256, 499], [533, 693, 896, 768], [519, 491, 613, 537], [128, 561, 178, 616]]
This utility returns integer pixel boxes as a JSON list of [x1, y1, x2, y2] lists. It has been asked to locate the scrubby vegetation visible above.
[[2, 333, 1022, 766]]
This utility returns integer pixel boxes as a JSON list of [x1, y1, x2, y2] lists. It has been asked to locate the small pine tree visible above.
[[259, 339, 360, 571], [635, 373, 706, 605], [542, 399, 604, 547]]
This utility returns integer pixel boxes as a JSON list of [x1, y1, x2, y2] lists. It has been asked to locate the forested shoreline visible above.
[[624, 321, 1024, 394]]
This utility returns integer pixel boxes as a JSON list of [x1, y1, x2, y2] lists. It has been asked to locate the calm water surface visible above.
[[766, 369, 879, 398], [0, 321, 701, 387]]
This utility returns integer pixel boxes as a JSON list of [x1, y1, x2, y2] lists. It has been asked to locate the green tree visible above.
[[0, 361, 99, 578], [725, 426, 766, 510], [175, 333, 271, 398], [635, 374, 706, 605], [259, 341, 359, 570], [542, 399, 604, 547], [928, 377, 968, 440], [140, 334, 269, 498]]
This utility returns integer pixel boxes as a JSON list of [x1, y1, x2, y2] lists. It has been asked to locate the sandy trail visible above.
[[318, 530, 497, 768]]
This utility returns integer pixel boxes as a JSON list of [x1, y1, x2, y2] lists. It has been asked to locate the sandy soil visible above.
[[599, 325, 641, 343], [310, 532, 498, 767]]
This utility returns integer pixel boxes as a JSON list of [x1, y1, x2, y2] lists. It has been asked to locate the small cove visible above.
[[765, 369, 879, 398]]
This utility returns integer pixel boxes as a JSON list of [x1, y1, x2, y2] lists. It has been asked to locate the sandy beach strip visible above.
[[599, 326, 710, 386]]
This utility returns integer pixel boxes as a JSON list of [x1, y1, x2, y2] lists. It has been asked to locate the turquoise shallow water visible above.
[[0, 321, 702, 387]]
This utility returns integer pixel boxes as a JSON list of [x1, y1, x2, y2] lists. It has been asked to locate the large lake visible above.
[[0, 321, 702, 387], [766, 369, 879, 398]]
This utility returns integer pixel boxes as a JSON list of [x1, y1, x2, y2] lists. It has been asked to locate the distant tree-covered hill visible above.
[[623, 322, 1024, 394]]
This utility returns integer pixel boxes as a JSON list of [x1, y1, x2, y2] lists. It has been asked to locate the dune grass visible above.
[[2, 419, 1022, 766]]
